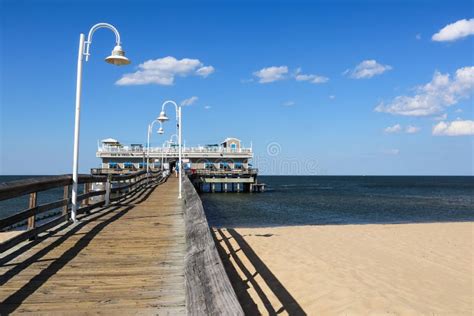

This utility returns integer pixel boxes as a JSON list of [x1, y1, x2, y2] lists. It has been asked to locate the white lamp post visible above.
[[157, 100, 182, 199], [146, 120, 164, 176], [71, 23, 131, 223]]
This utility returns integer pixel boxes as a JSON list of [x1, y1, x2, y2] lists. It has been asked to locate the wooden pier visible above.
[[0, 173, 242, 314]]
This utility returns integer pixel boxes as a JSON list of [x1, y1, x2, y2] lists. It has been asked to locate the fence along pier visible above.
[[0, 171, 242, 314]]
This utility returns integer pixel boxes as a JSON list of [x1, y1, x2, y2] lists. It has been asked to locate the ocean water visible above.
[[201, 176, 474, 227], [2, 175, 473, 228]]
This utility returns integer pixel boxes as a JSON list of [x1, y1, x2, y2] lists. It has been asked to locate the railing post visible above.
[[83, 183, 91, 214], [27, 192, 37, 240], [81, 183, 89, 207], [63, 185, 70, 216], [105, 175, 112, 207]]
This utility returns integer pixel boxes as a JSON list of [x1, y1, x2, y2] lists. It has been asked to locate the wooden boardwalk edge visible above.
[[182, 176, 244, 316]]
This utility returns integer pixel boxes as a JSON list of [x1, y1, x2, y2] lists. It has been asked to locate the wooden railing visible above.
[[182, 176, 244, 315], [0, 170, 162, 253]]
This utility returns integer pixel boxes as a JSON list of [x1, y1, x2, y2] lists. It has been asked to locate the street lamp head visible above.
[[105, 45, 131, 66], [157, 127, 164, 134], [158, 111, 169, 122]]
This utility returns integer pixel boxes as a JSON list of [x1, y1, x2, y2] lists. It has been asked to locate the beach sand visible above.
[[212, 222, 473, 315]]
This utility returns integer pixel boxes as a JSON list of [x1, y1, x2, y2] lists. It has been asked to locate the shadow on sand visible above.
[[212, 228, 307, 316]]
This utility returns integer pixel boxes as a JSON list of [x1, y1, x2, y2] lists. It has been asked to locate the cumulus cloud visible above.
[[384, 124, 402, 133], [384, 124, 420, 134], [252, 66, 329, 84], [116, 56, 215, 86], [181, 96, 198, 107], [196, 66, 215, 77], [432, 18, 474, 42], [405, 125, 421, 134], [375, 66, 474, 116], [432, 120, 474, 136], [295, 73, 329, 84], [253, 66, 288, 83], [345, 60, 392, 79], [294, 68, 329, 84]]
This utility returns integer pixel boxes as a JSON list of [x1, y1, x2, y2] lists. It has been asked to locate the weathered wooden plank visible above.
[[0, 176, 185, 314], [0, 176, 72, 201], [0, 171, 151, 202], [77, 189, 105, 202], [182, 176, 244, 315]]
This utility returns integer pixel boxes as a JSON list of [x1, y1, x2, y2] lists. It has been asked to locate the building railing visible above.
[[190, 168, 258, 177], [98, 146, 252, 154], [0, 170, 163, 253]]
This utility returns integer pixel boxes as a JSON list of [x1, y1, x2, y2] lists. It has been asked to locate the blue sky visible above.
[[1, 0, 473, 175]]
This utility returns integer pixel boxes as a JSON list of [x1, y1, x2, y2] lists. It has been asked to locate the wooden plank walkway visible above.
[[0, 177, 186, 315]]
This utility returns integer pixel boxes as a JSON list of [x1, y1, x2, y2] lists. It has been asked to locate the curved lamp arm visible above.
[[149, 119, 162, 131], [169, 134, 178, 143], [84, 23, 122, 61], [161, 100, 179, 120]]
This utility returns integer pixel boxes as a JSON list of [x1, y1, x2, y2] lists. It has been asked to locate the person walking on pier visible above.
[[173, 166, 178, 178]]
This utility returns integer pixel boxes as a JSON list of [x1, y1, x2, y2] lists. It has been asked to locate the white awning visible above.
[[101, 138, 119, 143]]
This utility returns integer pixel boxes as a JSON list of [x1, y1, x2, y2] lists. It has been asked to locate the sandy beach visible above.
[[213, 222, 473, 315]]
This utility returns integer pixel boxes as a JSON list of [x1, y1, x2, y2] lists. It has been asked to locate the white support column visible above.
[[178, 107, 182, 199]]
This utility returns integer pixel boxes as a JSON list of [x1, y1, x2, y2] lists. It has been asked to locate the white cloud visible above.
[[283, 101, 295, 106], [252, 66, 329, 84], [345, 60, 392, 79], [384, 124, 420, 134], [432, 120, 474, 136], [375, 66, 474, 116], [455, 108, 463, 113], [329, 95, 336, 100], [295, 73, 329, 84], [196, 66, 215, 77], [253, 66, 288, 83], [434, 113, 448, 121], [116, 56, 215, 86], [432, 18, 474, 42], [384, 124, 402, 133], [204, 105, 212, 110], [181, 96, 198, 107], [405, 125, 420, 134]]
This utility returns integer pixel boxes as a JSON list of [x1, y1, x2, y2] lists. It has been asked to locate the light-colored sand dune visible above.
[[213, 222, 473, 315]]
